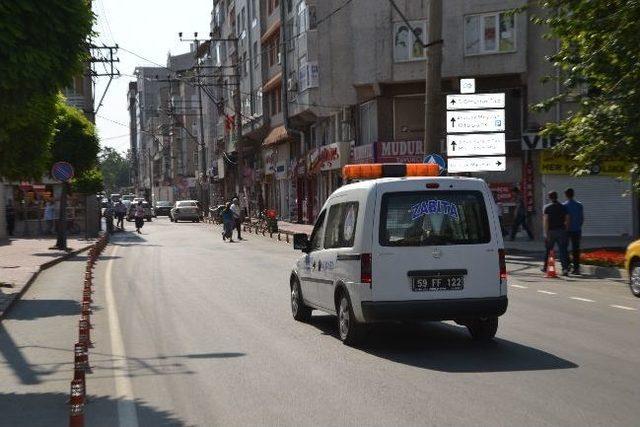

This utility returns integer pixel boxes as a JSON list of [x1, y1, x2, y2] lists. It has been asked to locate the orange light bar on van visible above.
[[343, 163, 439, 180]]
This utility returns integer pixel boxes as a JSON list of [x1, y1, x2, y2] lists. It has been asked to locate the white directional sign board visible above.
[[446, 93, 505, 110], [447, 109, 505, 133], [446, 133, 506, 157], [448, 156, 507, 173]]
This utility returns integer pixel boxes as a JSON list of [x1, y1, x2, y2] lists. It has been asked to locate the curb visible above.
[[0, 244, 94, 320]]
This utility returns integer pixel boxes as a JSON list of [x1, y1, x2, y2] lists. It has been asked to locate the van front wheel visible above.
[[291, 279, 312, 322], [337, 292, 365, 346], [467, 317, 498, 341]]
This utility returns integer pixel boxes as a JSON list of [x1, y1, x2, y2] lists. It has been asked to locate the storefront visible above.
[[539, 151, 634, 237]]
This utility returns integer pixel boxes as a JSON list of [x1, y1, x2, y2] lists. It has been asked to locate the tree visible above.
[[533, 1, 640, 186], [100, 147, 131, 194], [0, 0, 94, 180]]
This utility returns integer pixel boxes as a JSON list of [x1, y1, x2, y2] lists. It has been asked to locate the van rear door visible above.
[[372, 180, 501, 301]]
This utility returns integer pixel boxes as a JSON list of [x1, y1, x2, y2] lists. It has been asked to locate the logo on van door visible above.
[[432, 248, 442, 259], [410, 200, 460, 222]]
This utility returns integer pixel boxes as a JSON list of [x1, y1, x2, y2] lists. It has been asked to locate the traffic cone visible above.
[[545, 250, 558, 278]]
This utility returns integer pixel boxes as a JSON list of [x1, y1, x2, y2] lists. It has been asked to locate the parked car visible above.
[[170, 200, 201, 222], [154, 201, 172, 216], [126, 201, 154, 222], [624, 239, 640, 297]]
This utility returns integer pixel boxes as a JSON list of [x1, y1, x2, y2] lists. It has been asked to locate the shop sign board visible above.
[[351, 143, 375, 164], [377, 140, 425, 163], [446, 133, 505, 157], [521, 133, 560, 150], [446, 93, 505, 110], [539, 151, 631, 179], [489, 183, 516, 204], [448, 156, 506, 173], [275, 162, 287, 180]]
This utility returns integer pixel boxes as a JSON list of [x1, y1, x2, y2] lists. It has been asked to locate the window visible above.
[[464, 11, 516, 55], [324, 202, 359, 249], [254, 89, 263, 116], [253, 41, 259, 67], [309, 210, 326, 251], [359, 100, 378, 145], [393, 20, 426, 62], [242, 52, 248, 76], [270, 89, 281, 116], [296, 1, 308, 35], [379, 191, 491, 247]]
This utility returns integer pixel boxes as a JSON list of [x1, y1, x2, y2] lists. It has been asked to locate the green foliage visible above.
[[100, 147, 131, 194], [72, 167, 104, 194], [533, 1, 640, 185], [51, 98, 100, 175], [0, 0, 94, 180]]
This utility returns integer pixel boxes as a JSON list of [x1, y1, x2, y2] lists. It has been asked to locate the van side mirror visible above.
[[293, 233, 310, 252]]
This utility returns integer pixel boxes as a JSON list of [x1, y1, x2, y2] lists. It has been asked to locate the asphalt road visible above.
[[1, 217, 639, 426]]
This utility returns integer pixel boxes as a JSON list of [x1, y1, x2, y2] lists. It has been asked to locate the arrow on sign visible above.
[[450, 117, 456, 127], [451, 141, 457, 151], [449, 98, 456, 106], [496, 160, 502, 167]]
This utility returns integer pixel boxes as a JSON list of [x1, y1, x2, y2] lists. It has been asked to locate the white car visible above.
[[290, 163, 508, 345]]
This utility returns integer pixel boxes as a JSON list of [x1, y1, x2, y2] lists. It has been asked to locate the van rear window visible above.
[[379, 191, 491, 246]]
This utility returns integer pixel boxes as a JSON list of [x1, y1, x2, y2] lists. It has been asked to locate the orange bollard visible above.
[[79, 319, 93, 348], [545, 250, 558, 278]]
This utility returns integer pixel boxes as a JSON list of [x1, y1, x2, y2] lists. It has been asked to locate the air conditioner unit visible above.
[[341, 107, 352, 123], [287, 78, 298, 92]]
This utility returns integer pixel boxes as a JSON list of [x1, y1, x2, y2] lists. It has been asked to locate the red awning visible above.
[[263, 125, 292, 146]]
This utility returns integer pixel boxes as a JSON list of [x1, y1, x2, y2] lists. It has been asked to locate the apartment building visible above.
[[201, 0, 635, 236]]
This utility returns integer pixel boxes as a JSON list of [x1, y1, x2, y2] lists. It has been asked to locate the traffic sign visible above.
[[448, 156, 506, 173], [447, 109, 505, 133], [446, 93, 505, 111], [423, 154, 446, 175], [460, 78, 475, 94], [51, 161, 75, 182], [446, 133, 506, 157]]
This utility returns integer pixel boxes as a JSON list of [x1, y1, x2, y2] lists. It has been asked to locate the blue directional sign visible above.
[[424, 154, 446, 175], [51, 161, 75, 182]]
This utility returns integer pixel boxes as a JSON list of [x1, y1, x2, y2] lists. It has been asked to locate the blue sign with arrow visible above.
[[424, 154, 446, 175]]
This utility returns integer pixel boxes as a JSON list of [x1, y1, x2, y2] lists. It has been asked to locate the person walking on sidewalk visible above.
[[231, 197, 243, 240], [5, 199, 15, 237], [564, 188, 584, 274], [134, 201, 145, 234], [510, 187, 533, 240], [222, 202, 234, 242], [43, 200, 56, 235], [115, 200, 127, 230], [542, 191, 570, 276]]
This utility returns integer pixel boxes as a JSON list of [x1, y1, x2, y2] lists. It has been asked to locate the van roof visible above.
[[334, 176, 487, 196]]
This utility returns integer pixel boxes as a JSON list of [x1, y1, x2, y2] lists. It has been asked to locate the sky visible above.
[[92, 0, 213, 154]]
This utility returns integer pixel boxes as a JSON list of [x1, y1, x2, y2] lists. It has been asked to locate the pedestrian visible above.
[[221, 202, 234, 242], [510, 187, 534, 240], [134, 200, 145, 234], [564, 188, 584, 274], [115, 200, 126, 230], [231, 197, 243, 240], [5, 199, 15, 237], [542, 191, 570, 276], [43, 199, 56, 234], [104, 202, 115, 234]]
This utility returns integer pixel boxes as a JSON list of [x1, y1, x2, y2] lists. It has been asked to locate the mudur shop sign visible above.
[[378, 140, 425, 163]]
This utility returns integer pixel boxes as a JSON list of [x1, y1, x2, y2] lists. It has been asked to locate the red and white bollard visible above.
[[69, 379, 85, 427]]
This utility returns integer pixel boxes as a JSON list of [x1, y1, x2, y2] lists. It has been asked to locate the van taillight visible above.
[[499, 249, 507, 281], [361, 253, 372, 284]]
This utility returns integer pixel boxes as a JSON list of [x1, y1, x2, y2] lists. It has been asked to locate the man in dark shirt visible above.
[[543, 191, 570, 275], [564, 188, 584, 274]]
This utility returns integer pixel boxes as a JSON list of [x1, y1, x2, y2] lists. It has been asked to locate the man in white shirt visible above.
[[230, 197, 242, 240]]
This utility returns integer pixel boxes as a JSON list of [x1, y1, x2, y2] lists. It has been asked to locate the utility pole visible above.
[[389, 0, 443, 155], [279, 2, 290, 129], [233, 36, 243, 197]]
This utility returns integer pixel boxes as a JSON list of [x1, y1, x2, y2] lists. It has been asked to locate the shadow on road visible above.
[[309, 315, 578, 373], [3, 299, 86, 321], [0, 392, 189, 427]]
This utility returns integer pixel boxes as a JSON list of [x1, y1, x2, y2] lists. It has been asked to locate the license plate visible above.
[[412, 276, 464, 291]]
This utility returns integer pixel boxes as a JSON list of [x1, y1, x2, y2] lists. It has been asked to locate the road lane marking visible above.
[[510, 284, 528, 289], [105, 245, 139, 427], [610, 304, 637, 311], [537, 290, 557, 295], [570, 297, 595, 303]]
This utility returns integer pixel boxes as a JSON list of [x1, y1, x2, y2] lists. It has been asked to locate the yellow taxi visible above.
[[624, 239, 640, 297]]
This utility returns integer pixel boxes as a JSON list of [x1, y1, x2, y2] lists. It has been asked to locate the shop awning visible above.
[[263, 125, 293, 146]]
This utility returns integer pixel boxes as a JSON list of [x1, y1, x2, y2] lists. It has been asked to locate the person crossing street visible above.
[[231, 197, 242, 240], [542, 191, 570, 276]]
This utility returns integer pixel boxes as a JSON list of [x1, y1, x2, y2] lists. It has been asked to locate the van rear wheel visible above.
[[337, 292, 365, 346], [466, 317, 498, 341]]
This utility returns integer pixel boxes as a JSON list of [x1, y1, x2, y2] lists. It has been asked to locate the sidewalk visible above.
[[0, 237, 96, 318]]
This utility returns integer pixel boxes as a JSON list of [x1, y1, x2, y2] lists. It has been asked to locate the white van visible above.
[[290, 164, 508, 345]]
